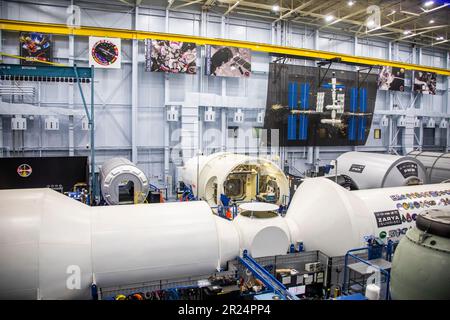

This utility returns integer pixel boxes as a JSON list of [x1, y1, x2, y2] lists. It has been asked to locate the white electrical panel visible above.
[[44, 117, 60, 131], [11, 116, 27, 130], [234, 109, 244, 123], [257, 112, 264, 124], [167, 106, 179, 122], [414, 117, 421, 128], [397, 116, 406, 127], [426, 118, 436, 128], [204, 107, 215, 122], [439, 119, 448, 129], [380, 115, 389, 127], [81, 117, 90, 131]]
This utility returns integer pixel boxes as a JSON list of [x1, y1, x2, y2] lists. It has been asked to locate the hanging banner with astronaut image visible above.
[[377, 66, 405, 92], [413, 71, 437, 95], [145, 39, 197, 74], [205, 45, 251, 78], [19, 32, 53, 66], [89, 37, 121, 69]]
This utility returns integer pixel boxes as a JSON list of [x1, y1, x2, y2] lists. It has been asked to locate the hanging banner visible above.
[[19, 32, 53, 65], [205, 45, 251, 77], [413, 71, 437, 95], [145, 39, 197, 74], [377, 66, 405, 91], [89, 37, 121, 69]]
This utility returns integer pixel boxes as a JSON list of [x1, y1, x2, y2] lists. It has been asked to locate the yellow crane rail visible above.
[[1, 19, 449, 76]]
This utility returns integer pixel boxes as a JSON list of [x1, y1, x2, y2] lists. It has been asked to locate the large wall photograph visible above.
[[145, 40, 197, 74], [205, 45, 251, 77]]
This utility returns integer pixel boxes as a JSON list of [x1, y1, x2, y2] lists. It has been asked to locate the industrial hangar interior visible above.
[[0, 0, 449, 302]]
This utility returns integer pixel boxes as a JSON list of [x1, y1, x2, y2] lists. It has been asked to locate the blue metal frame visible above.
[[0, 63, 92, 79], [237, 250, 299, 300], [342, 247, 391, 300], [1, 63, 96, 204]]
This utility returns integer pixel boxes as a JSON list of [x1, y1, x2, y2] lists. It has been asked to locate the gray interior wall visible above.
[[0, 0, 449, 188]]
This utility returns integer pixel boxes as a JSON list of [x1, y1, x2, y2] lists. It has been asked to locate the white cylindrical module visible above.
[[408, 151, 450, 184], [0, 189, 240, 300], [233, 202, 292, 258], [180, 152, 289, 206], [332, 151, 428, 189], [286, 177, 450, 256], [100, 157, 149, 205]]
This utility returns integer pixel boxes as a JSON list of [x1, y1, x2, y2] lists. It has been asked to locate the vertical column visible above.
[[446, 52, 450, 151], [164, 8, 171, 191], [221, 15, 227, 152], [0, 29, 3, 157], [68, 35, 75, 156], [131, 4, 139, 163]]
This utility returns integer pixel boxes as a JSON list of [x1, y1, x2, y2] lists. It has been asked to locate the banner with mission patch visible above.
[[89, 37, 122, 69], [19, 32, 53, 65]]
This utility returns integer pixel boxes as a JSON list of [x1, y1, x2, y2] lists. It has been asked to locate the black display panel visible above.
[[0, 156, 88, 192], [263, 63, 378, 146]]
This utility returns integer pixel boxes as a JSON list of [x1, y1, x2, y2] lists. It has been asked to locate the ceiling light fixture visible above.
[[347, 0, 355, 6], [272, 4, 280, 12], [436, 36, 444, 40], [424, 1, 434, 7], [325, 15, 334, 22], [403, 30, 411, 35], [429, 19, 435, 24]]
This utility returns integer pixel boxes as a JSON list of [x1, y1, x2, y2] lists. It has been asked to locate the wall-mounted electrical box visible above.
[[396, 116, 406, 127], [204, 107, 215, 122], [167, 106, 179, 122], [380, 115, 389, 127], [11, 115, 26, 130], [257, 112, 264, 124], [426, 118, 436, 128], [234, 109, 244, 123], [44, 117, 60, 131], [439, 119, 448, 129], [81, 117, 90, 131], [414, 117, 421, 128]]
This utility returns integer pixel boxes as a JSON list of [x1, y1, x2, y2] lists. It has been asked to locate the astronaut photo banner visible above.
[[19, 32, 53, 66], [205, 45, 251, 78], [413, 71, 437, 95], [89, 37, 121, 69], [377, 66, 405, 92], [145, 39, 197, 74]]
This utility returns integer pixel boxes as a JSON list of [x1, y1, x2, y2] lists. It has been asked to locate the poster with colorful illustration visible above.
[[205, 45, 251, 77], [145, 40, 197, 74], [377, 66, 405, 91], [19, 32, 53, 65], [413, 71, 437, 95], [89, 37, 121, 69]]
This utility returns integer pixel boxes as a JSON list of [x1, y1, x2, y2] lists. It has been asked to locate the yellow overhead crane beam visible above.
[[1, 19, 449, 76]]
